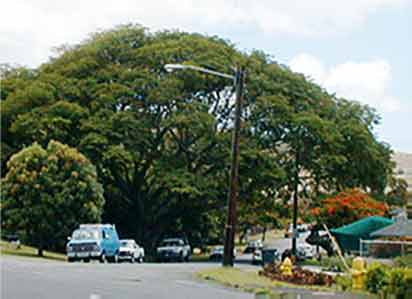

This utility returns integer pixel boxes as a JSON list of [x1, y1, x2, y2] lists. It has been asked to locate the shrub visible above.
[[260, 264, 335, 286], [365, 263, 389, 294], [336, 274, 352, 291], [386, 268, 408, 297], [394, 255, 412, 268]]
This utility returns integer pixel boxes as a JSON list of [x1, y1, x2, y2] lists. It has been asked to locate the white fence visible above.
[[360, 239, 412, 258]]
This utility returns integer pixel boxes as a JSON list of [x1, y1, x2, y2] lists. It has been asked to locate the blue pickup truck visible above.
[[66, 224, 120, 263]]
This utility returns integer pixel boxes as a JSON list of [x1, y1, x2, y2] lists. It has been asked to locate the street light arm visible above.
[[164, 64, 235, 80]]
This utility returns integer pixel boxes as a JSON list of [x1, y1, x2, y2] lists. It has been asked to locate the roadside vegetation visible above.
[[0, 240, 66, 261], [198, 267, 338, 293]]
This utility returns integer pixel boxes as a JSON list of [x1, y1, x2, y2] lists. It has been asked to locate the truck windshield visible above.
[[72, 229, 100, 240]]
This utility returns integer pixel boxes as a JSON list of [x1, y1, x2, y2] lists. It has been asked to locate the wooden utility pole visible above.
[[223, 67, 245, 266]]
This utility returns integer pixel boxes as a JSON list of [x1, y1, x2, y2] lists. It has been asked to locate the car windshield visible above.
[[121, 241, 134, 247], [72, 229, 100, 240], [161, 240, 181, 247]]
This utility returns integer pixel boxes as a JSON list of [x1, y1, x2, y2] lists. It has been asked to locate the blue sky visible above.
[[1, 0, 411, 152]]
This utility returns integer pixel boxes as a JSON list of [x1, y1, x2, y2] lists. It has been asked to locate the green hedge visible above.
[[336, 262, 412, 298]]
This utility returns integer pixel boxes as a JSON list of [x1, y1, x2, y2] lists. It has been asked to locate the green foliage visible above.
[[394, 255, 412, 268], [1, 140, 104, 254], [1, 24, 397, 248], [386, 268, 410, 296], [336, 275, 352, 291], [365, 263, 390, 294]]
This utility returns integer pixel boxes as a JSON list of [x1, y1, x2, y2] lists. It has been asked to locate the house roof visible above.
[[370, 219, 412, 237]]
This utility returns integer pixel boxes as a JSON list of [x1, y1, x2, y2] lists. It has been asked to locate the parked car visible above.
[[252, 246, 280, 265], [244, 240, 263, 254], [296, 243, 316, 259], [284, 224, 309, 238], [118, 239, 144, 263], [156, 238, 191, 262], [209, 246, 237, 261], [66, 224, 120, 263]]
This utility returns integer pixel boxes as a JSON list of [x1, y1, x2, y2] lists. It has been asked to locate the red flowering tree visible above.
[[312, 189, 388, 228]]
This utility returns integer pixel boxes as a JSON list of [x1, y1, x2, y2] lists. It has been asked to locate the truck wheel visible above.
[[138, 256, 143, 263], [68, 257, 76, 263], [83, 258, 90, 263], [130, 257, 135, 263], [99, 253, 107, 263]]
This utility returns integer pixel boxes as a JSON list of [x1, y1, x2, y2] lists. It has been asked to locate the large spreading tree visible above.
[[1, 140, 104, 255], [0, 24, 396, 249]]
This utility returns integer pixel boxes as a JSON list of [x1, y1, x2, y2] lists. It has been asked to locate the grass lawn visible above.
[[0, 240, 66, 261]]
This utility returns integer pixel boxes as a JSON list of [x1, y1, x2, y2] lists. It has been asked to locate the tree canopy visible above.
[[1, 140, 104, 255], [0, 24, 396, 248]]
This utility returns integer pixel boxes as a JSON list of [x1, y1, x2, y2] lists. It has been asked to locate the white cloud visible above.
[[289, 53, 402, 112], [1, 0, 410, 67]]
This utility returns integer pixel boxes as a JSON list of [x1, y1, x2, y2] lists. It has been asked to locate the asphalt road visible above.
[[2, 256, 252, 299], [2, 235, 360, 299]]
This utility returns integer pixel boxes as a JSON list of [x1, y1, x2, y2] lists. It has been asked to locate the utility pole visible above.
[[292, 154, 299, 256], [223, 66, 245, 267], [164, 62, 245, 267]]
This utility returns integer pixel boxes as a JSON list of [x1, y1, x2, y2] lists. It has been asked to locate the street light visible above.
[[165, 63, 245, 267]]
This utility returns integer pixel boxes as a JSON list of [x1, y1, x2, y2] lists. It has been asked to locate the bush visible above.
[[336, 274, 352, 291], [321, 256, 353, 272], [336, 262, 411, 296], [365, 263, 389, 294], [386, 268, 409, 297], [394, 255, 412, 268], [260, 264, 335, 286]]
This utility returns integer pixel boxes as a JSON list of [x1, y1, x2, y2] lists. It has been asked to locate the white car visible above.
[[297, 243, 316, 259], [156, 238, 191, 262], [209, 246, 237, 261], [118, 239, 144, 263]]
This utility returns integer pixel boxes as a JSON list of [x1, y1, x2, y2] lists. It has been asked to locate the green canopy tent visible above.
[[331, 216, 394, 252]]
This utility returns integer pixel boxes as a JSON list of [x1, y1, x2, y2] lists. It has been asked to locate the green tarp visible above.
[[331, 216, 394, 252]]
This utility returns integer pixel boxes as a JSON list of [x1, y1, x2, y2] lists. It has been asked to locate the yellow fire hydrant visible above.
[[351, 257, 366, 290], [280, 257, 293, 276]]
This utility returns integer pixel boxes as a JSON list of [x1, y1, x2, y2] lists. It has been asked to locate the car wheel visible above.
[[67, 257, 76, 263], [83, 258, 90, 263], [138, 256, 143, 263], [99, 253, 107, 263], [184, 254, 189, 262], [130, 256, 135, 263]]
